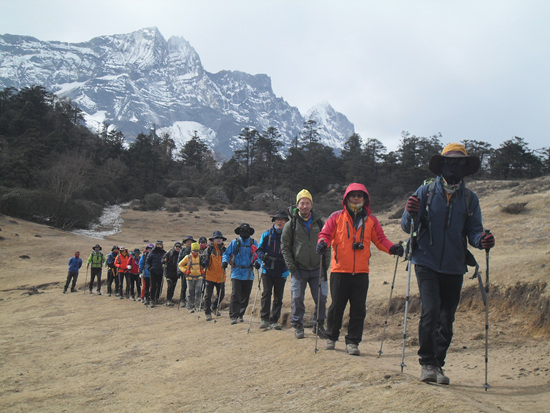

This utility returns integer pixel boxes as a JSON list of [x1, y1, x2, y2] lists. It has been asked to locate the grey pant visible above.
[[290, 268, 328, 327], [186, 278, 203, 309]]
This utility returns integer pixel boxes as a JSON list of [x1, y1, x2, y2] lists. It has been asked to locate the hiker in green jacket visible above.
[[86, 244, 105, 294], [281, 189, 329, 340]]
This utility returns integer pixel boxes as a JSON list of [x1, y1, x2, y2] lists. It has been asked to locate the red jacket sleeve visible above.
[[370, 214, 394, 254]]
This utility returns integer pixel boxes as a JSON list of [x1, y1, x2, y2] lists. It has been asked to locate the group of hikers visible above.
[[64, 144, 495, 386]]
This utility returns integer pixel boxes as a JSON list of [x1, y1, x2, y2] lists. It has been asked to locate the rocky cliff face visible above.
[[0, 27, 354, 158]]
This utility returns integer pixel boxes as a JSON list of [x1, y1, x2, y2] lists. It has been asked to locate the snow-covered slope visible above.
[[0, 27, 355, 158]]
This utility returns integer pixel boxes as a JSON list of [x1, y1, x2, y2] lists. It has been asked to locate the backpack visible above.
[[287, 207, 324, 254]]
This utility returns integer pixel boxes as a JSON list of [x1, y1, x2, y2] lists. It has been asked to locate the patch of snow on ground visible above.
[[72, 203, 129, 240]]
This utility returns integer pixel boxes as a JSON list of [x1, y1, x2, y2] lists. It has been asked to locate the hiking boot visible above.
[[420, 365, 437, 383], [312, 322, 328, 339], [215, 310, 221, 316], [97, 291, 102, 295], [230, 318, 238, 325], [120, 295, 124, 299], [259, 320, 269, 329], [71, 288, 77, 293], [206, 314, 213, 321], [89, 290, 93, 295], [435, 366, 450, 385], [63, 288, 67, 294], [294, 326, 305, 339], [238, 316, 244, 323], [188, 308, 195, 313], [132, 296, 136, 301], [270, 322, 282, 330], [345, 343, 360, 356], [166, 301, 174, 307], [325, 339, 336, 350], [108, 293, 111, 297]]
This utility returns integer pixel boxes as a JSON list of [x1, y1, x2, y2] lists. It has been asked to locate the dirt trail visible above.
[[1, 177, 549, 412]]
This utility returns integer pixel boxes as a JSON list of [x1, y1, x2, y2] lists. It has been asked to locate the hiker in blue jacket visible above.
[[256, 210, 290, 330], [401, 143, 495, 385], [64, 251, 82, 293], [139, 244, 153, 304], [222, 223, 260, 324]]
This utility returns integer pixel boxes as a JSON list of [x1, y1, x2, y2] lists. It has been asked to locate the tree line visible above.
[[1, 86, 548, 229]]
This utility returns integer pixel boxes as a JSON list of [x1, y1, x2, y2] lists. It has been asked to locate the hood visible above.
[[342, 183, 371, 212]]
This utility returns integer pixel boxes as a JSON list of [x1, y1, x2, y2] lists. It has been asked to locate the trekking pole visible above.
[[378, 251, 401, 357], [400, 218, 414, 373], [84, 267, 89, 294], [483, 228, 491, 391], [314, 254, 325, 354], [213, 270, 226, 324], [247, 268, 262, 334], [197, 280, 206, 320]]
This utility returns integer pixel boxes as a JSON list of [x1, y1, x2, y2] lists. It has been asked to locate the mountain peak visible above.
[[0, 28, 354, 158]]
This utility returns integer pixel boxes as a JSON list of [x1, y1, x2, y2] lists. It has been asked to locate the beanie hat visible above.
[[296, 189, 313, 205], [191, 242, 200, 252], [429, 143, 481, 176]]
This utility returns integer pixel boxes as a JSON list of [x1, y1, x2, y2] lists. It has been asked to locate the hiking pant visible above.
[[165, 276, 178, 302], [186, 278, 203, 309], [150, 271, 163, 302], [129, 273, 140, 298], [203, 281, 225, 315], [179, 275, 187, 303], [106, 268, 117, 294], [141, 277, 146, 299], [89, 268, 102, 292], [415, 265, 463, 367], [64, 271, 79, 291], [290, 268, 328, 327], [326, 272, 369, 345], [229, 279, 254, 319], [142, 277, 151, 301], [117, 271, 129, 297], [260, 274, 287, 323]]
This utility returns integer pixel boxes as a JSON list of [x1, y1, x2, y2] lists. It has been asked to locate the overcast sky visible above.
[[1, 0, 549, 151]]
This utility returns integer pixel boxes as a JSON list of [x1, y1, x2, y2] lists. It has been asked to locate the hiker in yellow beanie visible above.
[[282, 189, 329, 340]]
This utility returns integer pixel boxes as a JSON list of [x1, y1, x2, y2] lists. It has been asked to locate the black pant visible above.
[[143, 277, 151, 300], [229, 279, 253, 319], [129, 273, 140, 297], [203, 281, 225, 315], [106, 268, 117, 294], [150, 271, 163, 302], [118, 271, 129, 297], [326, 272, 369, 345], [64, 271, 79, 291], [89, 268, 102, 292], [166, 276, 178, 301], [179, 275, 187, 303], [415, 265, 463, 367], [260, 274, 287, 323]]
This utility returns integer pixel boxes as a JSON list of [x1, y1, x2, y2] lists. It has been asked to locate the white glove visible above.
[[127, 264, 132, 269], [139, 272, 143, 278]]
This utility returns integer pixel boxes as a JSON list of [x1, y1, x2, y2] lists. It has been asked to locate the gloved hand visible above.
[[139, 272, 143, 278], [389, 244, 404, 257], [221, 261, 228, 269], [127, 264, 132, 269], [406, 195, 420, 214], [316, 240, 327, 255], [253, 261, 261, 269], [480, 232, 495, 250]]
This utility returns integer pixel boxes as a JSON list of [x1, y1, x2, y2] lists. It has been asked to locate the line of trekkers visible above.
[[64, 143, 496, 386]]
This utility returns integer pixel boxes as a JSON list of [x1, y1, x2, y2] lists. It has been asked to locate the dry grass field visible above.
[[1, 176, 549, 412]]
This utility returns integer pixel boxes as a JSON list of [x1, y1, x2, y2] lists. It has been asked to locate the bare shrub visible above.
[[500, 202, 528, 214]]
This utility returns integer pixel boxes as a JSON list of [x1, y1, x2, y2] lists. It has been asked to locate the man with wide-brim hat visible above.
[[86, 244, 105, 294], [222, 223, 260, 324], [256, 210, 290, 330], [401, 143, 495, 385]]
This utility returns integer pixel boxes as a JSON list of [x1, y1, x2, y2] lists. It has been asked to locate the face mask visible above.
[[440, 161, 465, 185]]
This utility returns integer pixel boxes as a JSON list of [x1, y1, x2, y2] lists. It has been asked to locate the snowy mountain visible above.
[[0, 27, 355, 158]]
